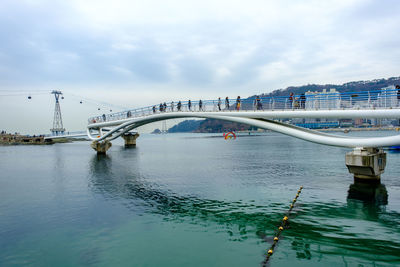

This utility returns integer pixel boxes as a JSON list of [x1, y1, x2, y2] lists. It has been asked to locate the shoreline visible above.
[[318, 127, 400, 132], [0, 133, 88, 146], [198, 127, 400, 134]]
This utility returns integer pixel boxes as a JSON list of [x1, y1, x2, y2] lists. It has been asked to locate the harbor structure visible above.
[[50, 90, 65, 136]]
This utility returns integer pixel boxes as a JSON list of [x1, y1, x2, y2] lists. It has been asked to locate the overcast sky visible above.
[[0, 0, 399, 133]]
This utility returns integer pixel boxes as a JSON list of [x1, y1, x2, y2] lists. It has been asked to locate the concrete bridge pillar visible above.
[[345, 147, 386, 182], [91, 140, 112, 154], [122, 132, 140, 147]]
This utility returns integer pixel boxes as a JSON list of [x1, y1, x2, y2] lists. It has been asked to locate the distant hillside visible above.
[[194, 119, 255, 133], [151, 128, 161, 134], [250, 76, 400, 98], [169, 76, 400, 133], [167, 119, 255, 133], [168, 120, 203, 133]]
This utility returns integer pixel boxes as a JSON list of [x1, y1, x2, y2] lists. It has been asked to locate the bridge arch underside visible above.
[[87, 112, 400, 148]]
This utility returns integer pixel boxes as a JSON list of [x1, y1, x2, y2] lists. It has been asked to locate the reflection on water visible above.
[[89, 155, 285, 242], [89, 154, 400, 265], [348, 182, 388, 205]]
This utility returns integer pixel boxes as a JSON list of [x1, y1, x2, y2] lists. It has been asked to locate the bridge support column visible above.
[[91, 140, 112, 154], [345, 147, 386, 182], [122, 132, 140, 147]]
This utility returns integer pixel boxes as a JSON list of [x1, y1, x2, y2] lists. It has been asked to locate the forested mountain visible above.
[[166, 119, 254, 133], [251, 76, 400, 98], [168, 120, 202, 133], [194, 119, 254, 133]]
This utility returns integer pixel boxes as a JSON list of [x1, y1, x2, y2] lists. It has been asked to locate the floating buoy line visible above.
[[262, 186, 303, 266]]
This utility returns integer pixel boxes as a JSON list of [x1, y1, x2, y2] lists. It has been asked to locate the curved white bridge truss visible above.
[[87, 109, 400, 148]]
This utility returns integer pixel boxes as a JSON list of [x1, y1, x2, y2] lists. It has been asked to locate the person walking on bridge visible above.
[[199, 100, 203, 111], [225, 97, 230, 110], [188, 100, 192, 111], [217, 97, 222, 111], [171, 101, 174, 112], [236, 96, 241, 111], [177, 101, 182, 111], [300, 94, 306, 109], [396, 85, 400, 107], [152, 106, 156, 113], [289, 92, 294, 109], [255, 95, 263, 110], [396, 85, 400, 124]]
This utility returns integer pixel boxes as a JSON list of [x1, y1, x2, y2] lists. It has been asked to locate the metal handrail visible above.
[[88, 88, 400, 124]]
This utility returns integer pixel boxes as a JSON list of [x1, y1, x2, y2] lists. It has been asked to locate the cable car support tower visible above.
[[50, 90, 65, 136]]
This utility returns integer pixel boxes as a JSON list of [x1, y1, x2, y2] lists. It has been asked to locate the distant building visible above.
[[291, 85, 399, 129], [305, 88, 340, 110], [293, 88, 340, 128], [295, 121, 339, 129], [354, 118, 365, 127], [378, 85, 396, 108]]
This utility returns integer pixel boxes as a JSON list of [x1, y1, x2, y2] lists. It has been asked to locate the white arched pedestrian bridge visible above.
[[87, 88, 400, 181], [87, 89, 400, 148], [87, 109, 400, 148]]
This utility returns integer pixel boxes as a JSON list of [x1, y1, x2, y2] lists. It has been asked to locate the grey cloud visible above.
[[175, 57, 215, 85], [0, 0, 399, 92], [117, 40, 171, 82], [0, 2, 172, 84]]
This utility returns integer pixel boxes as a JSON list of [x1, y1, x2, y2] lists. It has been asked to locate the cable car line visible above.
[[0, 89, 127, 112]]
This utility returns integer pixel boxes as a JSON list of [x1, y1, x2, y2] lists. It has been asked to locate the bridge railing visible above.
[[88, 88, 400, 124]]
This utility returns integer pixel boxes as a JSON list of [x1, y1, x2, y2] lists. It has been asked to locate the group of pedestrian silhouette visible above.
[[134, 92, 319, 119], [96, 87, 400, 123], [288, 92, 306, 109], [148, 94, 315, 113], [151, 96, 244, 113], [146, 86, 400, 115], [153, 101, 182, 113]]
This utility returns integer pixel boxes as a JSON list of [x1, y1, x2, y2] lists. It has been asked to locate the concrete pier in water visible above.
[[91, 140, 112, 154], [122, 133, 140, 147], [345, 147, 386, 182]]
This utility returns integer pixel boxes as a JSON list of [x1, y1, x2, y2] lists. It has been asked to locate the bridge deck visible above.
[[88, 88, 400, 126]]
